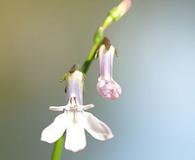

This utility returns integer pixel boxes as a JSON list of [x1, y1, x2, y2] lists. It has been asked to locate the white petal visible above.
[[49, 106, 65, 112], [84, 112, 114, 141], [41, 113, 68, 143], [65, 122, 86, 152], [78, 104, 95, 111]]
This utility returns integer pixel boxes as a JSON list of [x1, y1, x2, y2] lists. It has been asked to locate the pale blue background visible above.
[[0, 0, 195, 160]]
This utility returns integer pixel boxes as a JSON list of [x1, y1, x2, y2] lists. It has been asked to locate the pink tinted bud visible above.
[[118, 0, 132, 16], [97, 44, 122, 100]]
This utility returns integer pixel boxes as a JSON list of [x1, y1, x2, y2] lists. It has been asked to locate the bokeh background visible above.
[[0, 0, 195, 160]]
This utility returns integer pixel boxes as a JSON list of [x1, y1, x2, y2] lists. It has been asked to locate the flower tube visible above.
[[96, 39, 122, 100]]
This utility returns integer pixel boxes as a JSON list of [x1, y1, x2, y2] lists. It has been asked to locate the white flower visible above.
[[41, 70, 113, 152]]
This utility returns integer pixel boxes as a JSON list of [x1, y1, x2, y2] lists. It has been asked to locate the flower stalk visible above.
[[81, 0, 131, 74], [50, 0, 131, 159], [51, 135, 64, 160]]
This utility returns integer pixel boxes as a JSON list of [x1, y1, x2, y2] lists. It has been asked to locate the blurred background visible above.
[[0, 0, 195, 160]]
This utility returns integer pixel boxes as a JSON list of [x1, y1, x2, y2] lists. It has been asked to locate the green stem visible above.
[[81, 17, 114, 74], [51, 135, 65, 160], [51, 1, 125, 159], [81, 42, 100, 74]]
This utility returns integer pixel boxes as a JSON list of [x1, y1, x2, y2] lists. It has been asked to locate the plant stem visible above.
[[51, 135, 65, 160], [51, 1, 127, 159], [81, 42, 100, 74], [81, 18, 114, 74]]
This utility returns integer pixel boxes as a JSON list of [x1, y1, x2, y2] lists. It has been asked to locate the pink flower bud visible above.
[[118, 0, 132, 17]]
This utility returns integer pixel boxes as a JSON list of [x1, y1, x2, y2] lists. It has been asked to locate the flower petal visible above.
[[65, 122, 86, 152], [84, 112, 114, 141], [79, 104, 95, 111], [49, 106, 66, 112], [97, 79, 122, 100], [41, 113, 68, 143]]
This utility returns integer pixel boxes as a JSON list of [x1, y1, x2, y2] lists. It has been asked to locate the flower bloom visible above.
[[96, 41, 122, 100], [41, 70, 113, 152]]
